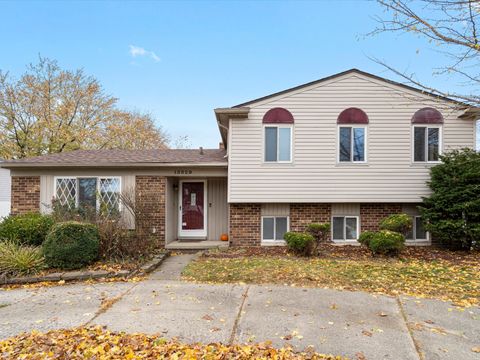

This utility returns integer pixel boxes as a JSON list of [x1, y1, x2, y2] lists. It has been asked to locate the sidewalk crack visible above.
[[396, 296, 424, 360], [228, 285, 250, 345]]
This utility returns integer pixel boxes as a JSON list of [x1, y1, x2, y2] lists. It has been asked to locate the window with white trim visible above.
[[55, 177, 121, 213], [413, 126, 441, 162], [406, 216, 427, 241], [332, 216, 359, 241], [339, 126, 366, 162], [264, 126, 292, 162], [262, 216, 289, 241]]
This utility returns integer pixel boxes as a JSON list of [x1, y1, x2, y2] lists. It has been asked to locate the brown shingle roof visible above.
[[1, 149, 227, 168]]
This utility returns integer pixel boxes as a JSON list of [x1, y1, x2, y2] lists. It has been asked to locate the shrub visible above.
[[0, 213, 54, 246], [43, 221, 99, 269], [369, 230, 405, 256], [0, 240, 45, 276], [306, 223, 330, 253], [420, 148, 480, 250], [284, 232, 315, 256], [379, 213, 412, 236], [358, 230, 376, 247]]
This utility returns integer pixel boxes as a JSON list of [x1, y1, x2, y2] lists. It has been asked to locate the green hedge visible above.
[[369, 230, 405, 256], [42, 221, 99, 269], [284, 232, 315, 256], [0, 213, 54, 246]]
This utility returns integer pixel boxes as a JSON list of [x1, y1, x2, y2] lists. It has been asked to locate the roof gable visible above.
[[233, 69, 466, 109]]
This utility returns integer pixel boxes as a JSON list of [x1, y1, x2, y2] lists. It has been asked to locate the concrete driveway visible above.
[[0, 257, 479, 360]]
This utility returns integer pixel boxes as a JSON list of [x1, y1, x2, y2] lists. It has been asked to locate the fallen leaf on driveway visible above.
[[201, 314, 213, 321], [355, 352, 367, 360], [471, 346, 480, 353], [377, 312, 387, 317], [281, 334, 293, 341], [361, 330, 372, 337]]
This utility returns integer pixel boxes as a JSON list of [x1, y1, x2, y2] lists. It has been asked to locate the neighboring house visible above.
[[0, 161, 11, 219], [1, 69, 477, 248]]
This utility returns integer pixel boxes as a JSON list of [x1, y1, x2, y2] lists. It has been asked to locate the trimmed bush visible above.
[[358, 230, 376, 247], [0, 240, 45, 276], [284, 232, 315, 256], [306, 223, 330, 250], [369, 230, 405, 256], [43, 221, 99, 269], [379, 213, 412, 236], [0, 213, 55, 246]]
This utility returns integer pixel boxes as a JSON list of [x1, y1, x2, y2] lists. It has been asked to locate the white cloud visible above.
[[129, 45, 160, 62]]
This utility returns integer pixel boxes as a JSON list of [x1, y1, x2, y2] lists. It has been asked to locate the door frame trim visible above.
[[178, 179, 208, 238]]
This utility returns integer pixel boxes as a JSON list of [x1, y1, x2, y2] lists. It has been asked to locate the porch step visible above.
[[165, 240, 229, 250]]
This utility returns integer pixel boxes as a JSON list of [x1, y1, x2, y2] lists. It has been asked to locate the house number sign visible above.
[[174, 169, 193, 175]]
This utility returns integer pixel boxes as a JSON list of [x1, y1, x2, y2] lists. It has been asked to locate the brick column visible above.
[[229, 203, 261, 247], [360, 203, 402, 231], [135, 176, 166, 248], [11, 176, 40, 215], [290, 203, 332, 240]]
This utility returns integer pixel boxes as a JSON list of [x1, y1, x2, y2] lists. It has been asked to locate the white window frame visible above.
[[261, 216, 289, 243], [54, 176, 122, 211], [412, 125, 442, 163], [406, 215, 429, 242], [263, 125, 293, 163], [331, 215, 359, 242], [337, 125, 367, 164]]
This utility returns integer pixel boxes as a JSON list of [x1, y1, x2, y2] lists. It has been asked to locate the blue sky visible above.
[[0, 0, 477, 148]]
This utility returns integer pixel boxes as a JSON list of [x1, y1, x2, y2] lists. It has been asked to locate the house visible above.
[[1, 69, 477, 248], [0, 161, 11, 219]]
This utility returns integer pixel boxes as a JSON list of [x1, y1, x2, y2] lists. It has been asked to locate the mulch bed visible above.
[[204, 244, 478, 265]]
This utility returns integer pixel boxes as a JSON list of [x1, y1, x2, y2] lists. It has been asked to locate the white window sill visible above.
[[331, 240, 360, 246], [335, 162, 369, 167], [261, 240, 286, 247]]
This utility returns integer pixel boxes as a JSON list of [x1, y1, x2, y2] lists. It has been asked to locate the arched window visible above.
[[411, 107, 443, 124], [411, 108, 443, 162], [262, 107, 294, 124], [337, 107, 369, 124], [263, 108, 293, 162], [337, 108, 368, 163]]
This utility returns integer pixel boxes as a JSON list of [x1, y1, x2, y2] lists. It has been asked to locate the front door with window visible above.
[[179, 181, 207, 238]]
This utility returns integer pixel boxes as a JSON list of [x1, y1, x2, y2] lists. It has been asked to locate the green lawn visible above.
[[183, 255, 479, 307]]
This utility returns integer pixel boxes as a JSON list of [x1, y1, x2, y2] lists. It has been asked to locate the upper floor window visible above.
[[263, 108, 294, 162], [411, 108, 443, 163], [337, 108, 368, 163]]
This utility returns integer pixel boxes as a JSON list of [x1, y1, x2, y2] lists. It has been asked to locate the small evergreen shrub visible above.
[[43, 221, 99, 269], [306, 223, 330, 248], [284, 232, 315, 256], [369, 230, 405, 256], [0, 240, 46, 276], [379, 213, 412, 236], [358, 231, 376, 247], [0, 213, 54, 246]]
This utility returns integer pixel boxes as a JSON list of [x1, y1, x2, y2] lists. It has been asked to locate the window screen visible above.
[[414, 127, 426, 162], [265, 127, 278, 162], [275, 217, 288, 240], [332, 217, 345, 240], [262, 217, 275, 240]]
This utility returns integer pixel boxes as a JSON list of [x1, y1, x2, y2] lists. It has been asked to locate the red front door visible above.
[[180, 181, 206, 237]]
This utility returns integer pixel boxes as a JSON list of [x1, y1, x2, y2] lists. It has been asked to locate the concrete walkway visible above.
[[149, 253, 197, 281], [0, 259, 478, 359]]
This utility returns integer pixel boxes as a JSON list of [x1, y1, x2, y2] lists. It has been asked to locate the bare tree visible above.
[[0, 57, 169, 159], [371, 0, 480, 108]]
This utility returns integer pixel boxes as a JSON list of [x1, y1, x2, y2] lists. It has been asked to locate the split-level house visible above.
[[1, 69, 477, 249]]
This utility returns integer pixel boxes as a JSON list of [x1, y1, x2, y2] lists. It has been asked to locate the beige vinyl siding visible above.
[[229, 73, 475, 203], [261, 203, 290, 216], [165, 178, 178, 244], [207, 178, 228, 241], [332, 203, 360, 216]]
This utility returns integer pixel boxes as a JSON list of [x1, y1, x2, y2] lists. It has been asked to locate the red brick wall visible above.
[[11, 176, 40, 215], [360, 203, 403, 231], [135, 176, 166, 247], [290, 203, 332, 240], [229, 203, 261, 246]]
